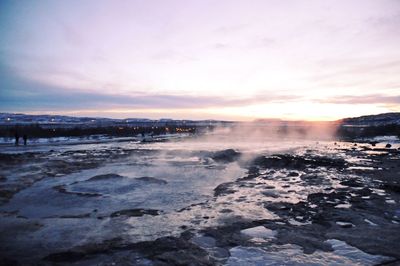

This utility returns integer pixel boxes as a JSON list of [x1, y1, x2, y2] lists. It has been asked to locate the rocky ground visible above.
[[0, 140, 399, 265]]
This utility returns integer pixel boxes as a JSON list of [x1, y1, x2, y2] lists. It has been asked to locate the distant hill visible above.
[[336, 113, 400, 139], [1, 112, 399, 139], [338, 112, 400, 126], [0, 113, 232, 129], [2, 112, 400, 126], [0, 113, 234, 139]]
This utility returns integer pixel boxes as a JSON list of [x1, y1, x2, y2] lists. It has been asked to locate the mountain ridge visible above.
[[1, 112, 400, 125]]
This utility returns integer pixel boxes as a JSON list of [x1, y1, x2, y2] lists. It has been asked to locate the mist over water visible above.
[[152, 121, 339, 154], [0, 121, 399, 265]]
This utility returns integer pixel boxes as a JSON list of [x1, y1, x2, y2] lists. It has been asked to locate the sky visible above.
[[0, 0, 400, 121]]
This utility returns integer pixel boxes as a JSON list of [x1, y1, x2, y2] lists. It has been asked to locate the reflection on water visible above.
[[227, 239, 391, 266]]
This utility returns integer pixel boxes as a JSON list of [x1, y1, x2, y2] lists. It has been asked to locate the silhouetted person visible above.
[[14, 132, 19, 146], [23, 134, 27, 146]]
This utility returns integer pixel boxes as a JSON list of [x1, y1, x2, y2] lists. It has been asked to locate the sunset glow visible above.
[[1, 0, 400, 120]]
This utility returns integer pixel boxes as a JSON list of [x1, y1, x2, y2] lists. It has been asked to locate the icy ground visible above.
[[0, 136, 399, 265]]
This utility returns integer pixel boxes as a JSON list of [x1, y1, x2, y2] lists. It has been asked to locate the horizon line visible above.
[[2, 111, 399, 123]]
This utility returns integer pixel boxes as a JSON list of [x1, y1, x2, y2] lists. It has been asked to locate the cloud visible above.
[[366, 10, 400, 33], [59, 22, 84, 47], [213, 24, 248, 34], [309, 58, 400, 90], [213, 43, 229, 49], [0, 63, 301, 112], [316, 94, 400, 105], [316, 58, 400, 74]]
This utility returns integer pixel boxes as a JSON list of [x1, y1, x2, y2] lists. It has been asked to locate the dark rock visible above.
[[110, 208, 159, 217], [135, 176, 167, 185], [220, 208, 233, 213], [382, 183, 400, 193], [288, 172, 299, 177], [53, 185, 102, 197], [0, 257, 20, 266], [0, 189, 14, 199], [386, 143, 392, 148], [276, 226, 333, 254], [200, 220, 267, 247], [307, 192, 325, 202], [239, 174, 257, 181], [211, 149, 241, 163], [113, 235, 217, 265], [251, 154, 347, 170], [340, 179, 364, 188], [369, 141, 378, 146], [44, 251, 86, 263], [262, 191, 279, 198], [214, 182, 237, 196], [57, 213, 91, 219], [86, 173, 124, 181], [355, 188, 372, 196], [264, 202, 291, 212], [247, 166, 259, 175], [154, 249, 212, 265]]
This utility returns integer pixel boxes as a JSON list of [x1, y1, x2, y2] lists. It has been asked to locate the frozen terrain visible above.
[[0, 133, 399, 265]]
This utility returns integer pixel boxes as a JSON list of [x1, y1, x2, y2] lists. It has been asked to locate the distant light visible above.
[[6, 117, 11, 121]]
